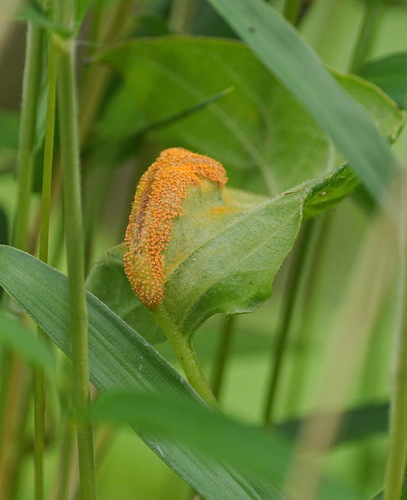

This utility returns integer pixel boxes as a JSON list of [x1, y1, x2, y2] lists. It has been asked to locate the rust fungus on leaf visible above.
[[124, 148, 227, 309]]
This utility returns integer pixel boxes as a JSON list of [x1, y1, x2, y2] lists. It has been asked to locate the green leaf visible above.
[[277, 402, 389, 447], [155, 183, 304, 339], [89, 391, 363, 500], [206, 0, 399, 199], [360, 52, 407, 109], [89, 164, 367, 341], [89, 391, 292, 488], [86, 244, 165, 344], [0, 244, 288, 499], [0, 310, 54, 370], [97, 37, 403, 196]]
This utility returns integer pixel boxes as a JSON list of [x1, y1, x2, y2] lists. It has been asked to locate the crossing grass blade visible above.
[[207, 0, 399, 200]]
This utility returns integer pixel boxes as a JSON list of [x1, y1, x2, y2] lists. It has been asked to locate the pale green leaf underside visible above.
[[98, 37, 403, 196], [0, 244, 284, 500], [157, 182, 305, 338]]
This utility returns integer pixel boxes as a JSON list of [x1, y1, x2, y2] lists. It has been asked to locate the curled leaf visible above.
[[124, 148, 227, 309], [123, 148, 305, 339]]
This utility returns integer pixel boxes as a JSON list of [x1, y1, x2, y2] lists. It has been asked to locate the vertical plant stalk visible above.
[[383, 178, 407, 500], [282, 215, 330, 416], [12, 23, 43, 250], [282, 0, 302, 26], [55, 7, 97, 499], [34, 30, 58, 500], [285, 206, 397, 500], [263, 220, 315, 425], [0, 20, 43, 499], [211, 316, 236, 400], [350, 0, 384, 73], [168, 0, 198, 33], [51, 417, 75, 500], [79, 0, 134, 147]]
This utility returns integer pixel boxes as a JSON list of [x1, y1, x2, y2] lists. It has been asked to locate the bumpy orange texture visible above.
[[124, 148, 227, 309]]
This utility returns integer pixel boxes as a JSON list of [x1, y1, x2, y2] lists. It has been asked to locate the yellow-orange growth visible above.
[[124, 148, 227, 309]]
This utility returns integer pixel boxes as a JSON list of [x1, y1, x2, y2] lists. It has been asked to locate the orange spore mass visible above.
[[124, 148, 227, 309]]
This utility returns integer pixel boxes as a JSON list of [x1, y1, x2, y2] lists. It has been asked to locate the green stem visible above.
[[281, 215, 330, 416], [34, 30, 58, 500], [55, 4, 97, 498], [79, 0, 134, 148], [1, 19, 43, 500], [51, 419, 75, 500], [263, 220, 315, 425], [33, 364, 45, 500], [210, 316, 236, 401], [383, 191, 407, 499], [282, 0, 302, 26], [156, 310, 218, 408], [12, 23, 44, 250], [350, 0, 384, 73], [168, 0, 198, 34]]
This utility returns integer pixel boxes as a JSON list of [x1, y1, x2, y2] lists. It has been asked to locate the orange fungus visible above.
[[124, 148, 227, 309]]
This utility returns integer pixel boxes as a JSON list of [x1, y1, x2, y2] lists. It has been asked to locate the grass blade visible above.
[[207, 0, 398, 199]]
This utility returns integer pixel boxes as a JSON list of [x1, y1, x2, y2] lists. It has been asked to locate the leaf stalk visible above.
[[156, 310, 218, 408]]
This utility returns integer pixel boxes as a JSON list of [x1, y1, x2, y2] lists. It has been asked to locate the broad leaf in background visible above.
[[360, 52, 407, 109], [206, 0, 398, 199], [0, 246, 364, 500], [96, 38, 403, 196], [0, 310, 54, 370], [0, 245, 288, 500], [86, 244, 166, 344]]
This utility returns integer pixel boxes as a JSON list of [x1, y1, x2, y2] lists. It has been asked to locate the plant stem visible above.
[[168, 0, 198, 34], [51, 419, 75, 500], [282, 0, 302, 26], [211, 316, 236, 400], [0, 19, 43, 499], [34, 29, 58, 500], [281, 215, 330, 416], [0, 355, 28, 499], [55, 3, 97, 497], [156, 310, 218, 408], [12, 23, 44, 250], [79, 0, 134, 148], [263, 220, 315, 425], [350, 0, 384, 73], [383, 181, 407, 500]]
